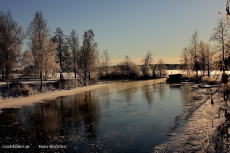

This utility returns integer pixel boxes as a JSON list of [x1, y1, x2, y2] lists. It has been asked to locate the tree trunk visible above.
[[5, 64, 10, 90], [60, 72, 63, 80], [84, 72, 87, 82], [88, 72, 91, 84], [1, 70, 5, 82], [74, 68, 77, 78], [40, 69, 43, 91], [74, 58, 77, 78]]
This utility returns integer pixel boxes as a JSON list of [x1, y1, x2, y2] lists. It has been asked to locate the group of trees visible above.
[[140, 51, 166, 78], [0, 10, 99, 90], [101, 52, 167, 80], [0, 10, 167, 91], [180, 31, 216, 77], [0, 10, 25, 88], [180, 18, 230, 77]]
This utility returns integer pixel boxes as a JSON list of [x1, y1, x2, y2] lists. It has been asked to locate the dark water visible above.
[[0, 80, 192, 152]]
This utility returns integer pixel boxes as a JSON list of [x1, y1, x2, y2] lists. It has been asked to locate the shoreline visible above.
[[153, 84, 228, 152], [0, 78, 165, 111], [0, 81, 118, 111]]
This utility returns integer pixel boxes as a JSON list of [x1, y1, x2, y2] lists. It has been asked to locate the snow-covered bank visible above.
[[0, 79, 166, 112], [0, 81, 117, 111], [153, 84, 229, 152]]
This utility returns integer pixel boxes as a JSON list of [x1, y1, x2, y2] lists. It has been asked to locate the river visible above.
[[0, 80, 192, 152]]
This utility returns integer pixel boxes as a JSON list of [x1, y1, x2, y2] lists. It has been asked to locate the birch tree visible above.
[[190, 31, 199, 77], [141, 51, 153, 77], [198, 41, 206, 75], [180, 47, 192, 75], [100, 50, 111, 78], [210, 18, 229, 72], [198, 41, 216, 76], [27, 11, 58, 90], [205, 44, 216, 77], [0, 10, 25, 86], [156, 59, 166, 77]]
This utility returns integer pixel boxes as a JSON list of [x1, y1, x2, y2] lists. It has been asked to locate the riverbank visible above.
[[153, 84, 230, 152], [0, 78, 166, 111], [0, 80, 118, 111]]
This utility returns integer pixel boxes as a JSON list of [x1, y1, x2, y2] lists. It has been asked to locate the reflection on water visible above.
[[115, 82, 139, 102], [0, 80, 192, 152]]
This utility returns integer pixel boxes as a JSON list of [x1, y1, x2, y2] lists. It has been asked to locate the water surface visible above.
[[0, 80, 192, 152]]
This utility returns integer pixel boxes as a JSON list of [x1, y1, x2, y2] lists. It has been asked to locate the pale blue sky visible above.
[[0, 0, 226, 64]]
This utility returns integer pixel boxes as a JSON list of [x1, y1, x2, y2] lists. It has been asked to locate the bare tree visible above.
[[77, 29, 99, 84], [205, 44, 216, 77], [198, 41, 206, 75], [151, 64, 157, 78], [156, 59, 166, 77], [197, 41, 217, 77], [210, 18, 229, 72], [100, 50, 111, 78], [0, 10, 25, 86], [66, 30, 79, 78], [180, 47, 192, 75], [27, 11, 58, 90], [190, 30, 199, 77], [141, 51, 153, 77]]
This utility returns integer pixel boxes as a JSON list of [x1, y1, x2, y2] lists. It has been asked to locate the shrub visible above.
[[201, 76, 219, 85], [53, 79, 78, 89], [181, 74, 202, 83], [8, 82, 34, 96], [115, 61, 140, 79]]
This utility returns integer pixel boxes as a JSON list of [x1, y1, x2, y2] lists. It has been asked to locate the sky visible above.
[[0, 0, 226, 64]]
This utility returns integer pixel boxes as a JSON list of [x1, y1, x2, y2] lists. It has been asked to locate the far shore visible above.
[[0, 78, 165, 111]]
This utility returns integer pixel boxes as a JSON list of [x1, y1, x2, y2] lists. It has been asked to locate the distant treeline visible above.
[[161, 64, 179, 70], [136, 64, 179, 70]]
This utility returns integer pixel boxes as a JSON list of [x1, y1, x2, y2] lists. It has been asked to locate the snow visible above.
[[0, 80, 117, 110], [153, 85, 229, 152]]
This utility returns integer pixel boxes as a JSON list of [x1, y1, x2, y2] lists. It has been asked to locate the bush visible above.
[[115, 61, 140, 79], [40, 83, 56, 92], [201, 76, 219, 85], [181, 74, 201, 83], [53, 79, 78, 89], [8, 82, 34, 96]]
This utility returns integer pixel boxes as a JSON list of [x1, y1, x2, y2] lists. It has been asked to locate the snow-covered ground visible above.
[[0, 80, 118, 111], [153, 84, 229, 152]]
